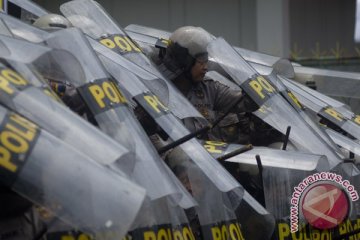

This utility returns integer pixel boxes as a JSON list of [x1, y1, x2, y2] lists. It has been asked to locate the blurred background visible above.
[[32, 0, 360, 72]]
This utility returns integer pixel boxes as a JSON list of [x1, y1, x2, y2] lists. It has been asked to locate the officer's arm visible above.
[[213, 81, 258, 113]]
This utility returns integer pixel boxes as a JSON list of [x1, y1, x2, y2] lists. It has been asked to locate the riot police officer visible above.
[[157, 26, 258, 143], [0, 14, 75, 240], [32, 14, 93, 120]]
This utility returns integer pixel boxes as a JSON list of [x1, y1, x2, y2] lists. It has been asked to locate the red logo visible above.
[[301, 183, 349, 229]]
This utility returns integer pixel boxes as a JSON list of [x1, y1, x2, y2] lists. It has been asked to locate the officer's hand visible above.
[[243, 93, 259, 112]]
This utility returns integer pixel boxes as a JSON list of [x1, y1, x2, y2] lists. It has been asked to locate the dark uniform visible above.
[[171, 73, 256, 143], [0, 187, 44, 240], [153, 26, 261, 238]]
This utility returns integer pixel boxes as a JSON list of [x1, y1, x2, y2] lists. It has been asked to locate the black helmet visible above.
[[167, 26, 214, 71]]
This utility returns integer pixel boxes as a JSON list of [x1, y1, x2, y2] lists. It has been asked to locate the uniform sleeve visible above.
[[212, 81, 258, 113]]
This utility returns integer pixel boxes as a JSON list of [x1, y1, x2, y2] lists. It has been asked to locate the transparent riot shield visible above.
[[208, 38, 360, 240], [272, 78, 360, 239], [212, 141, 358, 240], [96, 47, 250, 235], [0, 18, 13, 37], [80, 194, 195, 240], [293, 65, 360, 115], [206, 67, 343, 157], [0, 103, 146, 239], [0, 17, 194, 236], [60, 1, 202, 121], [43, 26, 182, 201], [198, 140, 335, 238], [60, 2, 277, 239], [0, 12, 47, 42], [7, 0, 48, 17], [197, 140, 328, 170], [124, 22, 360, 239], [325, 127, 360, 159], [246, 60, 350, 118], [125, 24, 171, 42], [62, 1, 248, 235], [282, 76, 355, 119], [0, 34, 134, 173], [207, 37, 344, 168], [281, 76, 360, 141], [40, 26, 199, 238], [265, 72, 343, 153], [89, 36, 203, 121], [87, 33, 276, 239], [293, 65, 360, 101], [91, 38, 239, 193]]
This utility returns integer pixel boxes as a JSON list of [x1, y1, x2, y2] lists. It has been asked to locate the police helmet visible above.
[[167, 26, 214, 70], [33, 14, 72, 31]]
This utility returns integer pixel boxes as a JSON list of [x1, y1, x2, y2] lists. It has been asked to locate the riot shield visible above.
[[88, 36, 204, 121], [40, 26, 200, 238], [95, 46, 245, 235], [123, 24, 351, 143], [86, 29, 276, 239], [246, 61, 360, 161], [281, 76, 360, 140], [43, 26, 182, 200], [60, 3, 203, 121], [293, 65, 360, 101], [200, 140, 360, 239], [206, 71, 242, 91], [325, 127, 360, 160], [208, 37, 360, 239], [207, 66, 343, 155], [0, 103, 146, 239], [286, 76, 356, 119], [293, 65, 360, 114], [198, 139, 334, 237], [88, 38, 240, 192], [283, 77, 355, 119], [60, 2, 277, 239], [123, 24, 348, 164], [198, 140, 328, 170], [124, 22, 360, 239], [0, 18, 13, 37], [0, 34, 134, 173], [125, 24, 171, 42], [0, 12, 47, 42], [7, 0, 48, 18], [46, 193, 192, 240], [207, 37, 344, 168], [250, 59, 355, 120], [273, 79, 360, 239], [265, 72, 343, 152], [0, 15, 195, 236], [59, 0, 242, 190], [61, 1, 258, 236]]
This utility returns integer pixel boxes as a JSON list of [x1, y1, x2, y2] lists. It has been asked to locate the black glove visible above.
[[242, 92, 260, 112]]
